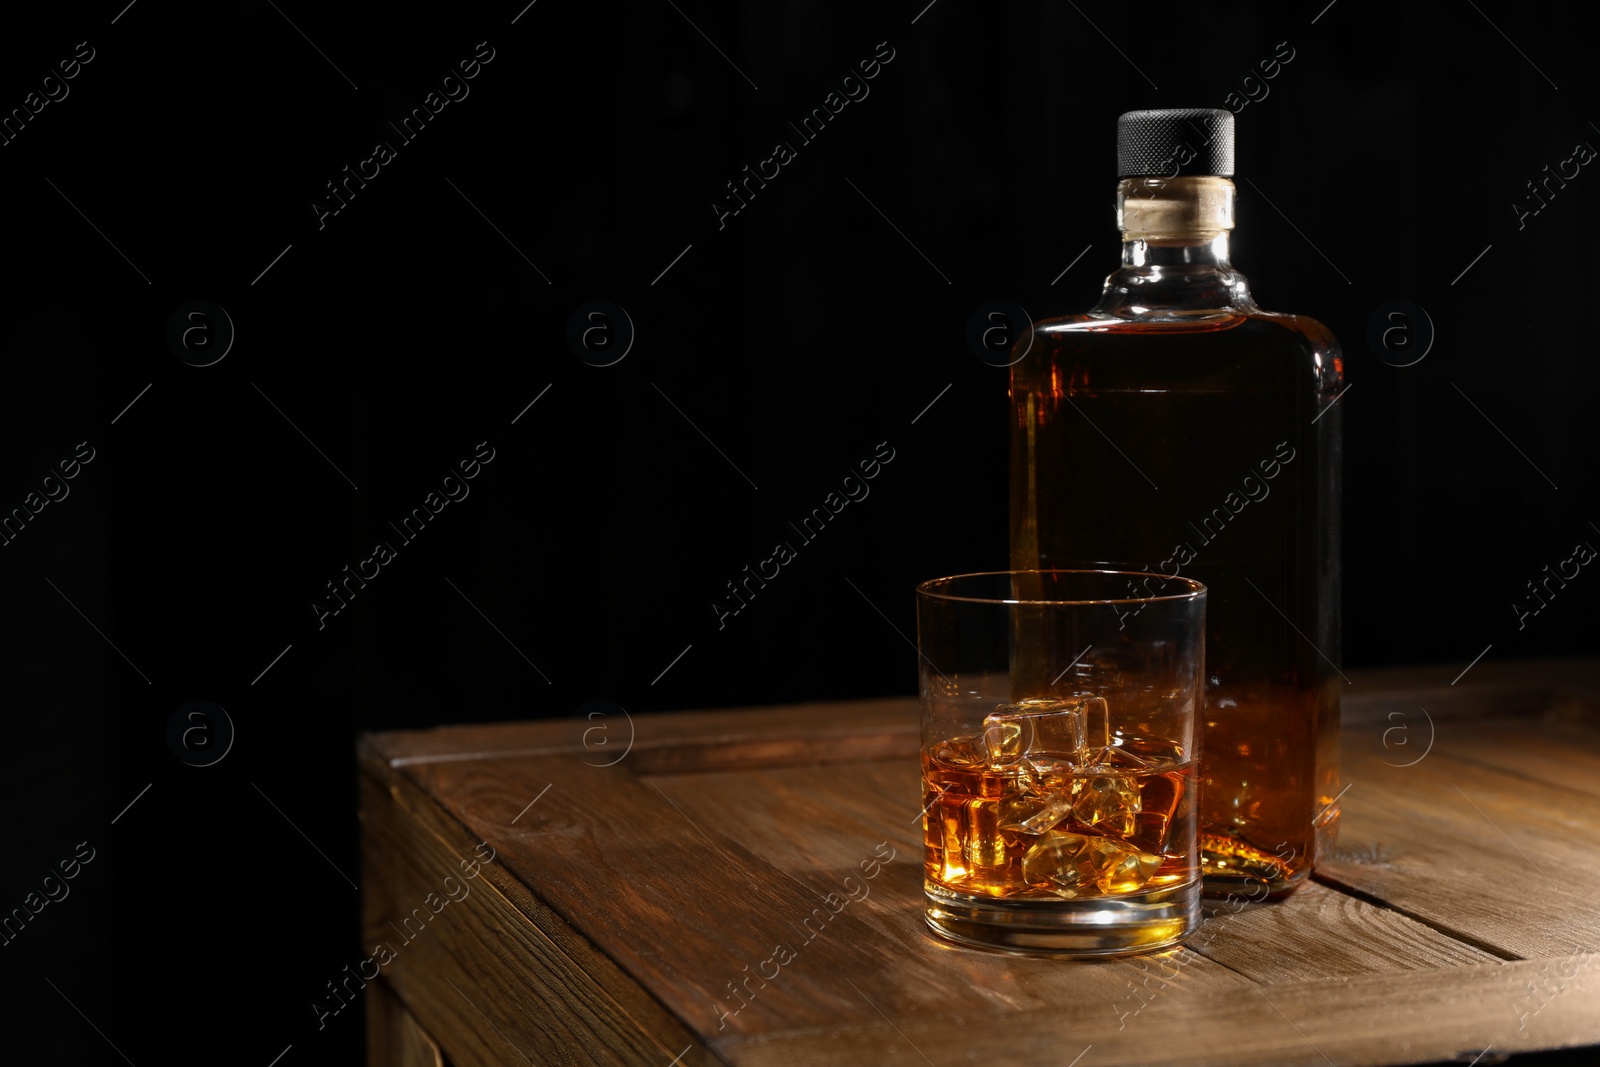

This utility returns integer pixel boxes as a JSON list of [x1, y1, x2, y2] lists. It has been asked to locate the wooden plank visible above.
[[1337, 665, 1600, 798], [1318, 741, 1600, 960], [359, 660, 1600, 773], [1338, 658, 1600, 726], [641, 758, 928, 882], [1186, 880, 1500, 983], [365, 978, 444, 1067], [1427, 703, 1600, 800], [650, 759, 1496, 985], [360, 696, 920, 773], [359, 770, 721, 1067], [714, 953, 1600, 1067], [398, 747, 1257, 1041], [357, 657, 1600, 1066], [645, 757, 1253, 1014]]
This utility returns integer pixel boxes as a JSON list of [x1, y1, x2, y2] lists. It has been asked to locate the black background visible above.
[[2, 1, 1596, 1063]]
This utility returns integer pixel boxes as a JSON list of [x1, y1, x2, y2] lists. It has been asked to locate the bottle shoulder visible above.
[[1019, 308, 1344, 396], [1033, 307, 1339, 352]]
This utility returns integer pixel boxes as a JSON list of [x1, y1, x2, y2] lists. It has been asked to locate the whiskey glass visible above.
[[917, 570, 1204, 955]]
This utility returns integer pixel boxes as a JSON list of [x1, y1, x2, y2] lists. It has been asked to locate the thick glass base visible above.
[[1199, 834, 1311, 900], [1199, 868, 1309, 901], [924, 878, 1201, 956]]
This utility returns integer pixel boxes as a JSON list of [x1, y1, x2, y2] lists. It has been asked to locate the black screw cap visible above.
[[1117, 109, 1235, 178]]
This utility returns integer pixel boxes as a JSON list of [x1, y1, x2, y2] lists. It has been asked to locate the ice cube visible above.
[[1020, 831, 1164, 897], [926, 735, 998, 794], [1021, 830, 1098, 896], [931, 736, 985, 766], [1085, 837, 1164, 894], [1072, 774, 1142, 838], [982, 696, 1110, 769], [1094, 742, 1155, 770], [937, 796, 968, 883], [1118, 734, 1186, 766], [994, 751, 1076, 834], [921, 788, 944, 849], [998, 788, 1076, 834], [961, 798, 1008, 870], [1129, 771, 1185, 856], [1005, 755, 1071, 801]]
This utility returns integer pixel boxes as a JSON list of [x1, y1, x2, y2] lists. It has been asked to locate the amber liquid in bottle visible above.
[[1010, 176, 1343, 896]]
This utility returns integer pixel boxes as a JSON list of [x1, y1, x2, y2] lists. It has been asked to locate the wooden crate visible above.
[[357, 659, 1600, 1066]]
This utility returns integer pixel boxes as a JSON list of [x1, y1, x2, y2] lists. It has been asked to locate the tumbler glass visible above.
[[917, 570, 1205, 955]]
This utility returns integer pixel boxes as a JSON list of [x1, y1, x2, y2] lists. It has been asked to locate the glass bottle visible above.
[[1009, 109, 1343, 897]]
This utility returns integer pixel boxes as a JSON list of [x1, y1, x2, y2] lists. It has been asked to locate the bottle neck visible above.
[[1093, 176, 1255, 319], [1123, 233, 1232, 269]]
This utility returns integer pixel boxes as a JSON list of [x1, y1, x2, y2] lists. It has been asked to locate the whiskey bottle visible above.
[[1009, 108, 1343, 896]]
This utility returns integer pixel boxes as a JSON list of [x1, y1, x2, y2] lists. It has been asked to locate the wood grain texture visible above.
[[358, 657, 1600, 1066], [1185, 880, 1501, 983], [359, 661, 1600, 772], [366, 977, 445, 1067], [1317, 741, 1600, 960], [1335, 658, 1600, 726], [360, 771, 720, 1067], [645, 757, 1254, 1016], [394, 750, 1183, 1034], [1429, 700, 1600, 799], [647, 760, 1496, 991], [360, 695, 921, 774], [714, 953, 1600, 1067]]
